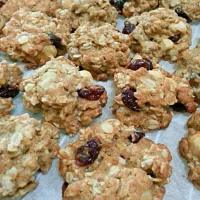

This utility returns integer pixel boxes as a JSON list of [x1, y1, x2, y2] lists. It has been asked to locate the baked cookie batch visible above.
[[0, 0, 200, 199]]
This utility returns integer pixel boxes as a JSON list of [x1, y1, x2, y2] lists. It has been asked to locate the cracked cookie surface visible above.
[[163, 0, 200, 21], [113, 55, 197, 131], [0, 113, 59, 198], [68, 22, 131, 81], [174, 44, 200, 102], [0, 9, 71, 68], [20, 56, 107, 134], [0, 60, 22, 116], [59, 119, 172, 200], [179, 111, 200, 190], [124, 8, 191, 62], [60, 0, 117, 30], [0, 0, 61, 32]]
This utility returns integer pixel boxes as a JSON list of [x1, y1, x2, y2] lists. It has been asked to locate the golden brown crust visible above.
[[0, 114, 59, 198], [113, 55, 197, 130], [179, 111, 200, 190], [0, 9, 71, 68], [20, 56, 107, 134], [126, 8, 191, 62], [68, 23, 131, 81], [59, 119, 172, 200]]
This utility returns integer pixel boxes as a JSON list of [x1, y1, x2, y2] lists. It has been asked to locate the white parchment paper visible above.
[[1, 15, 200, 200]]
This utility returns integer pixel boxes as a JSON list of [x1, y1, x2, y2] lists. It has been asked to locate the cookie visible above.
[[174, 44, 200, 102], [113, 54, 197, 131], [0, 0, 61, 32], [123, 8, 191, 62], [68, 22, 131, 81], [0, 60, 23, 116], [59, 119, 172, 200], [179, 111, 200, 189], [60, 0, 118, 30], [0, 113, 59, 198], [0, 9, 71, 68], [163, 0, 200, 22], [20, 56, 107, 134]]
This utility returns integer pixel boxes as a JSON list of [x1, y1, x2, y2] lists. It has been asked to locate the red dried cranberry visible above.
[[48, 34, 63, 49], [78, 86, 105, 101], [128, 132, 145, 143], [110, 0, 126, 11], [129, 58, 153, 71], [121, 87, 141, 111], [62, 182, 69, 197], [170, 102, 186, 112], [0, 86, 19, 98], [175, 8, 192, 23], [75, 139, 101, 167], [122, 23, 136, 34], [0, 1, 5, 8], [169, 34, 181, 43]]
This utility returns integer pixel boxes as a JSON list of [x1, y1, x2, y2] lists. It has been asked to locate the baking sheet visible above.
[[1, 15, 200, 200]]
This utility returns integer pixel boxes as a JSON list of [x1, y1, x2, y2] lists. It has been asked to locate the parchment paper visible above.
[[1, 15, 200, 200]]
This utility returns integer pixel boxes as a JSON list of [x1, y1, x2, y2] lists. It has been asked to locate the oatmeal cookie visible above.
[[0, 0, 61, 32], [123, 8, 191, 62], [174, 44, 200, 102], [113, 55, 197, 130], [20, 56, 107, 134], [0, 113, 59, 198], [68, 23, 131, 81], [179, 111, 200, 190], [163, 0, 200, 21], [0, 9, 71, 68], [0, 60, 22, 116], [60, 0, 117, 30], [59, 119, 172, 200]]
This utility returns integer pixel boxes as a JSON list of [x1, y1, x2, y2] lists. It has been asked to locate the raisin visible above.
[[169, 34, 181, 43], [0, 86, 19, 98], [78, 86, 105, 101], [48, 34, 63, 49], [170, 102, 186, 112], [0, 1, 5, 8], [129, 58, 153, 71], [121, 87, 141, 111], [128, 132, 145, 143], [110, 0, 126, 11], [79, 66, 84, 71], [175, 8, 192, 23], [75, 139, 101, 167], [122, 23, 136, 34], [62, 182, 69, 197]]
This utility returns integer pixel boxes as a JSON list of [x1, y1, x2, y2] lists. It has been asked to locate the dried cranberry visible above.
[[78, 86, 105, 101], [175, 8, 192, 23], [75, 139, 101, 167], [48, 34, 63, 49], [0, 86, 19, 98], [122, 23, 136, 34], [62, 182, 69, 197], [129, 58, 153, 71], [128, 132, 145, 143], [110, 0, 126, 11], [79, 66, 84, 71], [121, 87, 141, 111], [170, 102, 186, 112], [169, 34, 181, 43], [0, 1, 5, 8]]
